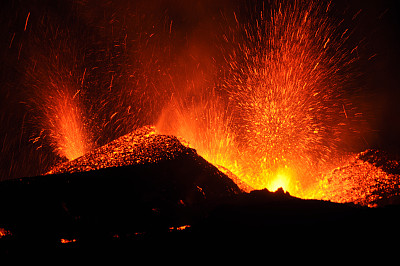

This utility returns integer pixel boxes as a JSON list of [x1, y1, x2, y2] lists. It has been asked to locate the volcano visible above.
[[1, 126, 400, 251], [0, 126, 241, 248], [47, 125, 241, 198]]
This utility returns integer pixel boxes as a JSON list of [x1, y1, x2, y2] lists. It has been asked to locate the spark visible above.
[[343, 104, 348, 119], [24, 12, 30, 31], [9, 32, 15, 48]]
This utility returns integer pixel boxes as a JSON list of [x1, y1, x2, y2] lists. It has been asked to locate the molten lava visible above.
[[48, 126, 184, 174], [44, 89, 92, 161], [156, 0, 363, 197], [222, 0, 363, 195], [268, 169, 293, 193], [25, 27, 94, 161], [20, 0, 400, 207], [314, 149, 400, 206], [47, 125, 400, 207], [29, 84, 93, 161]]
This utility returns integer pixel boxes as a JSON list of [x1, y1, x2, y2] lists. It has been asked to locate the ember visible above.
[[60, 238, 76, 244], [168, 225, 191, 232], [0, 228, 11, 238]]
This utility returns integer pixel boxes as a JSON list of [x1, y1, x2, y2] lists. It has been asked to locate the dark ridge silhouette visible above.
[[1, 128, 399, 252]]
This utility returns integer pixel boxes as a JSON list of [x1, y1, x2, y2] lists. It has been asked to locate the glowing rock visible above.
[[316, 149, 400, 206]]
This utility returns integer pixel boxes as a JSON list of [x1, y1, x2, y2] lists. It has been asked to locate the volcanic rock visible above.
[[47, 125, 242, 199], [0, 126, 242, 247], [1, 129, 400, 250], [317, 149, 400, 206]]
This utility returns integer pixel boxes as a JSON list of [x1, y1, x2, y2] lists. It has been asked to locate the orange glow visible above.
[[30, 80, 94, 161], [48, 89, 93, 160], [267, 168, 293, 193], [42, 0, 384, 206], [309, 150, 400, 206], [155, 0, 361, 198], [168, 225, 191, 232], [0, 228, 11, 238], [26, 27, 94, 162], [60, 238, 77, 244], [222, 0, 358, 195]]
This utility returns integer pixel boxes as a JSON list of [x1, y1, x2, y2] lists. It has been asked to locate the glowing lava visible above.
[[25, 27, 94, 161], [156, 0, 363, 197], [268, 168, 293, 193], [27, 0, 385, 205], [219, 0, 363, 195], [30, 85, 93, 161]]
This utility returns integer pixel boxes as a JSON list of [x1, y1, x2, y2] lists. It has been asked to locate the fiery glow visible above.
[[156, 0, 362, 197], [168, 225, 191, 232], [156, 92, 239, 177], [47, 90, 92, 160], [313, 150, 400, 206], [26, 28, 94, 161], [60, 238, 77, 244], [25, 0, 392, 206], [222, 0, 361, 195], [0, 228, 11, 238], [268, 168, 293, 193], [31, 86, 93, 161]]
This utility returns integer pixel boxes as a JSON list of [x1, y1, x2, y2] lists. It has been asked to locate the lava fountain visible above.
[[30, 87, 93, 161], [157, 0, 365, 196], [25, 27, 94, 161], [220, 0, 364, 195]]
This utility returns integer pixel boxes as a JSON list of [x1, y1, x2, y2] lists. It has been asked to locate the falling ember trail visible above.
[[24, 12, 30, 31], [343, 104, 348, 119]]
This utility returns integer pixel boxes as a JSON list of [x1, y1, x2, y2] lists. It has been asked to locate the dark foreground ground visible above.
[[1, 152, 399, 254]]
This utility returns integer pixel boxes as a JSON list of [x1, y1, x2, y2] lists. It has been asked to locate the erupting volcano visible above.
[[156, 0, 367, 197], [1, 0, 400, 248]]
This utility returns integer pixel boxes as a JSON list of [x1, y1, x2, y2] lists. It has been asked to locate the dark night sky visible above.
[[0, 0, 400, 179], [358, 1, 400, 155], [337, 0, 400, 155]]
